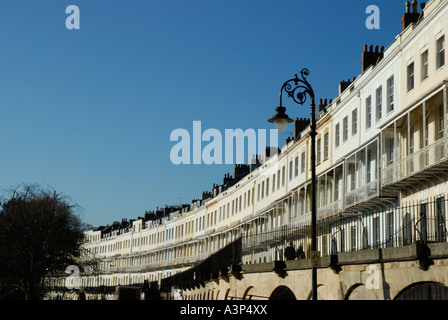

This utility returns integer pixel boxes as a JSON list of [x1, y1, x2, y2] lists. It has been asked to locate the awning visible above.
[[194, 228, 215, 240], [228, 219, 241, 229], [215, 225, 228, 233]]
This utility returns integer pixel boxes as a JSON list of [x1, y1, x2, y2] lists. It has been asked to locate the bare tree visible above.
[[0, 185, 85, 300]]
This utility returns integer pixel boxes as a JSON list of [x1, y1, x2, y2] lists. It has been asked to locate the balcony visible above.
[[382, 138, 448, 190], [317, 199, 344, 220], [345, 180, 379, 209]]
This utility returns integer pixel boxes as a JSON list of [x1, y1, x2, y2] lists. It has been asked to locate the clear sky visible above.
[[0, 0, 410, 227]]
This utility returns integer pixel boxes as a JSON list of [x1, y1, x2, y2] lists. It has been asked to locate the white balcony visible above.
[[345, 180, 379, 208], [318, 199, 344, 220], [382, 138, 448, 188]]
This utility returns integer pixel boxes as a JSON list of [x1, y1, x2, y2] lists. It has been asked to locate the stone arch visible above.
[[306, 284, 323, 300], [270, 285, 296, 300], [242, 286, 254, 300], [314, 284, 338, 300], [344, 283, 362, 300], [344, 283, 378, 300], [394, 281, 448, 300]]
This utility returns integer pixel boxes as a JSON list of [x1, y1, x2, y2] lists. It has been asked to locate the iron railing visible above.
[[242, 197, 448, 262], [382, 138, 448, 187]]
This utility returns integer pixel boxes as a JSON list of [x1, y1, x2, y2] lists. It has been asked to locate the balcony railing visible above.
[[344, 180, 379, 208], [318, 199, 344, 220], [241, 197, 448, 263], [382, 138, 448, 187]]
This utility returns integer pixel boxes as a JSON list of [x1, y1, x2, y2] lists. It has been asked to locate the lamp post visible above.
[[268, 68, 318, 301]]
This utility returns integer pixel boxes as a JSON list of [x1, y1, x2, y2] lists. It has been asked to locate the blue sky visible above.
[[0, 0, 408, 226]]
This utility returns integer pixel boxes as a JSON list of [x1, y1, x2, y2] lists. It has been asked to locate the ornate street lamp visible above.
[[268, 68, 318, 300]]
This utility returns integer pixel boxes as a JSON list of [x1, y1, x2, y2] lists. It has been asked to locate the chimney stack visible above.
[[401, 1, 424, 31], [250, 155, 262, 172], [362, 44, 385, 73], [339, 78, 354, 94], [294, 117, 310, 139]]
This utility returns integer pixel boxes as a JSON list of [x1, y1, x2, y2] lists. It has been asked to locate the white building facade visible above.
[[46, 0, 448, 300]]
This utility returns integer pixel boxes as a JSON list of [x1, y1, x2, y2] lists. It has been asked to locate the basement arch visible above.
[[394, 281, 448, 300], [269, 285, 296, 300]]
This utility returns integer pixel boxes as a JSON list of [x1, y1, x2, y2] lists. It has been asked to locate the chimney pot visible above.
[[412, 0, 418, 13], [406, 1, 411, 13]]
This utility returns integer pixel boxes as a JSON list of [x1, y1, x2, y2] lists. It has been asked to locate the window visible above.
[[295, 156, 299, 177], [350, 226, 357, 252], [419, 203, 428, 243], [437, 36, 445, 70], [387, 76, 394, 113], [376, 86, 382, 122], [277, 169, 280, 189], [352, 109, 358, 136], [289, 161, 293, 180], [439, 105, 445, 139], [366, 96, 372, 128], [343, 116, 348, 142], [436, 197, 446, 242], [324, 133, 329, 160], [373, 216, 380, 249], [386, 211, 394, 248], [407, 62, 414, 91], [367, 149, 372, 183], [385, 136, 394, 166], [335, 123, 340, 147], [272, 173, 276, 192], [421, 50, 429, 80], [403, 212, 412, 246], [266, 178, 269, 196], [301, 152, 306, 173], [317, 138, 321, 164], [282, 166, 285, 186]]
